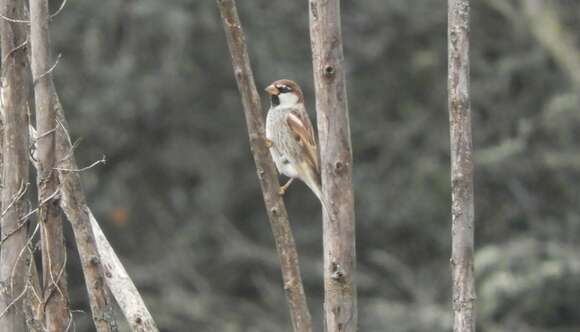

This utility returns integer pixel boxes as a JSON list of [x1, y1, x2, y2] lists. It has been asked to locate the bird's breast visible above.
[[266, 107, 300, 178]]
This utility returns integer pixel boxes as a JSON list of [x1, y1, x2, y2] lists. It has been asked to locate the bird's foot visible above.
[[278, 178, 294, 196], [278, 186, 287, 196], [265, 138, 273, 148]]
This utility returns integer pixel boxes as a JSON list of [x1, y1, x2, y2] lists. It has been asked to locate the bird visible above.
[[264, 79, 326, 209]]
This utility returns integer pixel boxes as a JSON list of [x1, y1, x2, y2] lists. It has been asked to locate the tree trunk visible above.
[[448, 0, 476, 331], [29, 0, 71, 329], [308, 1, 357, 331], [0, 0, 31, 330], [217, 1, 313, 331]]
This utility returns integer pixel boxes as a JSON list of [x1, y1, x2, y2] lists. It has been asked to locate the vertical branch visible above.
[[308, 0, 357, 331], [216, 1, 313, 331], [29, 0, 70, 329], [0, 87, 3, 219], [448, 0, 476, 331], [0, 0, 31, 330]]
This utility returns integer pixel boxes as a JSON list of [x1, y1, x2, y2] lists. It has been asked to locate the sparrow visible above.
[[264, 79, 325, 207]]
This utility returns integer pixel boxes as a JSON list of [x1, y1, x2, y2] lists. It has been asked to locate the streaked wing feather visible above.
[[286, 109, 319, 172]]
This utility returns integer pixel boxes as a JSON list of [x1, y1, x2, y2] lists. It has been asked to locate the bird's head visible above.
[[265, 79, 304, 108]]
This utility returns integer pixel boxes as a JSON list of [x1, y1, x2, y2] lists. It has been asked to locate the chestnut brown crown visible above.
[[265, 79, 304, 103]]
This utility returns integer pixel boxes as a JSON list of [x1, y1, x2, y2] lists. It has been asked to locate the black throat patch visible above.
[[271, 95, 280, 106]]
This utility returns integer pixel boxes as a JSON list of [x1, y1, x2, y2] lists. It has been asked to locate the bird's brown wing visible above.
[[286, 108, 319, 172]]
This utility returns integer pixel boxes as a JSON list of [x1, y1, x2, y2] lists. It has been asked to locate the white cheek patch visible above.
[[278, 92, 299, 107]]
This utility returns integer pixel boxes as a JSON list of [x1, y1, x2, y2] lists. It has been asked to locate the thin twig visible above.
[[24, 244, 48, 332], [57, 137, 82, 164], [0, 37, 28, 80], [40, 222, 67, 312], [18, 189, 60, 222], [32, 53, 61, 87], [10, 223, 40, 292], [50, 0, 68, 19], [0, 219, 30, 246], [56, 119, 72, 147], [0, 181, 29, 219], [0, 285, 30, 319], [0, 13, 30, 24], [36, 127, 57, 140], [54, 155, 106, 172]]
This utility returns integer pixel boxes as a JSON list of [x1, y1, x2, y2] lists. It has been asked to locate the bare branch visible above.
[[89, 210, 159, 332], [32, 53, 61, 87], [0, 12, 29, 24], [10, 223, 40, 292], [0, 37, 28, 79], [309, 0, 357, 331], [0, 284, 29, 320], [448, 0, 476, 331], [23, 247, 46, 332], [216, 1, 312, 331], [0, 216, 30, 247], [54, 155, 106, 172], [0, 181, 29, 219], [17, 189, 59, 222], [49, 0, 68, 19]]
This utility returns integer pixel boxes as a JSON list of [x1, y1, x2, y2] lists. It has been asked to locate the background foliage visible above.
[[48, 0, 580, 331]]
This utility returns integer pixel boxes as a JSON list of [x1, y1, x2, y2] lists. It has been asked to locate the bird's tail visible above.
[[300, 163, 333, 219]]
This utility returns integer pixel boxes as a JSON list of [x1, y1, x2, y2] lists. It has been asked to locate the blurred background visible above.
[[48, 0, 580, 331]]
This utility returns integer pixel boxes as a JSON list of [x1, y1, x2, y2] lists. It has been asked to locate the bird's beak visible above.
[[265, 84, 279, 96]]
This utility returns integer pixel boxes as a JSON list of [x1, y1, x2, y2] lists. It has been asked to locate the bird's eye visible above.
[[277, 85, 291, 93]]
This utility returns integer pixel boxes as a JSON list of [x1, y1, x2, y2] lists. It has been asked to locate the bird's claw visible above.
[[278, 178, 294, 196], [265, 139, 273, 148], [278, 186, 287, 196]]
